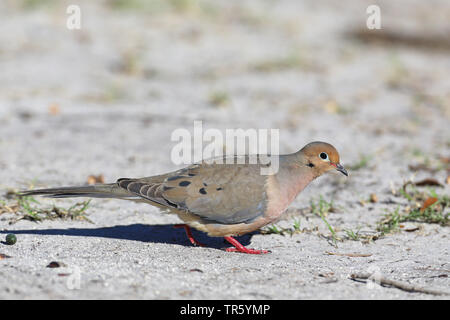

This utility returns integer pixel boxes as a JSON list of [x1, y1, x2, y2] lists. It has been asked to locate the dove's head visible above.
[[300, 141, 348, 177]]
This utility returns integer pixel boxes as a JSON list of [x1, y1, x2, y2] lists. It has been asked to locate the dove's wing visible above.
[[117, 159, 269, 224]]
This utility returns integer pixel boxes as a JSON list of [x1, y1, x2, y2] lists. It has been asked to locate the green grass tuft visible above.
[[1, 192, 92, 223], [310, 196, 339, 243], [377, 189, 449, 235]]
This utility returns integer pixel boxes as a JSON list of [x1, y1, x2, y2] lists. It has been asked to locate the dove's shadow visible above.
[[0, 224, 255, 250]]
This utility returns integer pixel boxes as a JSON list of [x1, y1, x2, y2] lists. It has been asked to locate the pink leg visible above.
[[174, 224, 205, 247], [224, 236, 271, 254]]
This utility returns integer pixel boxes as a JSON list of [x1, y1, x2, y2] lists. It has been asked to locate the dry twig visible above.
[[326, 252, 372, 257], [350, 272, 449, 296]]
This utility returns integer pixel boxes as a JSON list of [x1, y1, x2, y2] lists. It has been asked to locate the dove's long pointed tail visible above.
[[19, 183, 136, 200]]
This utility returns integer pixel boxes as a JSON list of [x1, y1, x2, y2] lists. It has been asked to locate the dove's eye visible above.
[[319, 152, 329, 160]]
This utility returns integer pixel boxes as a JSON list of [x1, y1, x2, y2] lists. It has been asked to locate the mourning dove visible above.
[[20, 141, 347, 254]]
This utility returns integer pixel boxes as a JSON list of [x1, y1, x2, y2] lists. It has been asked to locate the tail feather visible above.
[[19, 183, 138, 200]]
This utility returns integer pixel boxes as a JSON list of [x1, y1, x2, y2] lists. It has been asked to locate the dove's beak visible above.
[[336, 163, 348, 176], [331, 163, 348, 176]]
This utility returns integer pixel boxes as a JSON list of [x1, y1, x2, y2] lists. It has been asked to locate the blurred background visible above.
[[0, 0, 449, 300], [0, 0, 449, 199]]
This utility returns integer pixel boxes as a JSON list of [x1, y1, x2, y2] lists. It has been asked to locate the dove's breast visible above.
[[265, 168, 315, 220]]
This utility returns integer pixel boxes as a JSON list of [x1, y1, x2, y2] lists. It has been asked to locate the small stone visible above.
[[5, 234, 16, 245], [47, 261, 66, 268]]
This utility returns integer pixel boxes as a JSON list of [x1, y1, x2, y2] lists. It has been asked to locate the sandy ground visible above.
[[0, 0, 449, 299]]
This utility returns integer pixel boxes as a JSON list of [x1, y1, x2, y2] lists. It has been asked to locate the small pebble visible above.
[[0, 253, 12, 259], [5, 234, 16, 245], [47, 261, 66, 268]]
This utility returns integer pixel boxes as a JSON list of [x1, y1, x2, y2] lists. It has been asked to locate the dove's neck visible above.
[[277, 154, 316, 203]]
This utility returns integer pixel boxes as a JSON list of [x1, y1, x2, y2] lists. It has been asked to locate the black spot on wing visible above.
[[178, 181, 191, 187], [167, 175, 184, 181], [199, 188, 207, 195]]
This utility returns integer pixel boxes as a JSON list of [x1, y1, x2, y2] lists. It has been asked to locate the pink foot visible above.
[[224, 236, 271, 254], [174, 224, 205, 247]]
